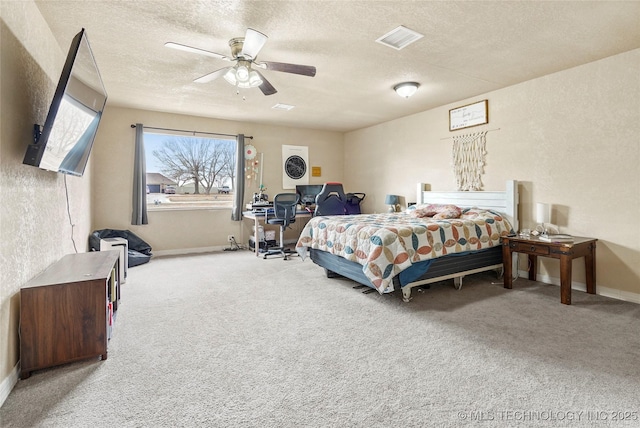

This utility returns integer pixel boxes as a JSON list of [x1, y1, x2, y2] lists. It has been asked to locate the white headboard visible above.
[[416, 180, 519, 232]]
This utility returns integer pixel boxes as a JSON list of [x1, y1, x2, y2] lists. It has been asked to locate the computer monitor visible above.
[[296, 184, 323, 206]]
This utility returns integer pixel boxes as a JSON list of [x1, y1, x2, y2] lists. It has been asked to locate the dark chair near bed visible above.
[[314, 182, 347, 216], [264, 193, 300, 260]]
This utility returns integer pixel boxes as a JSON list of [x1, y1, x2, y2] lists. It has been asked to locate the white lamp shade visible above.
[[248, 70, 262, 86], [236, 65, 249, 81], [223, 68, 237, 85], [224, 66, 262, 89], [536, 203, 551, 224]]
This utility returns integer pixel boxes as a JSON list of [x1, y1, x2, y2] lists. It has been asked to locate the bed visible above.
[[296, 180, 519, 302]]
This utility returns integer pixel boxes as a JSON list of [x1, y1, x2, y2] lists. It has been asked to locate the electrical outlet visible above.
[[227, 235, 234, 242]]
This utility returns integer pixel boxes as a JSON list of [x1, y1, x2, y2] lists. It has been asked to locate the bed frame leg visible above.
[[453, 276, 463, 290], [324, 268, 340, 278], [402, 287, 412, 302]]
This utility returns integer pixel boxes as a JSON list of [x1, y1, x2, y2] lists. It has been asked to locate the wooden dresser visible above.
[[20, 251, 120, 378]]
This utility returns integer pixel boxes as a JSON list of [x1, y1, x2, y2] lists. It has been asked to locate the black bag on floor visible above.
[[89, 229, 152, 267]]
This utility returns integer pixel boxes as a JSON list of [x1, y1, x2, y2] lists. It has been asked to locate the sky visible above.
[[143, 132, 234, 174], [143, 133, 172, 173]]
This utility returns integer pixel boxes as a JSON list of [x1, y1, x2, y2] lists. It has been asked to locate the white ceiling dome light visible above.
[[394, 82, 420, 98]]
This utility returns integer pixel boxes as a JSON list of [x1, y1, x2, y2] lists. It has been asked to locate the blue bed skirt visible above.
[[309, 246, 503, 290]]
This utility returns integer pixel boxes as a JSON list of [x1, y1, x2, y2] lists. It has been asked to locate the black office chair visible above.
[[314, 182, 347, 216], [263, 193, 300, 260], [345, 192, 366, 214]]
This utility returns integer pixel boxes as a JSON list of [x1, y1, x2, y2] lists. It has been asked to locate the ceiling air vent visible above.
[[272, 103, 295, 111], [375, 25, 424, 50]]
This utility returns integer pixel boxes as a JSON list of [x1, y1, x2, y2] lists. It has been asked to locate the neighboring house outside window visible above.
[[145, 132, 236, 210]]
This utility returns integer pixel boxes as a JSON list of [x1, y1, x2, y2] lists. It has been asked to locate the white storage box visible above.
[[100, 237, 128, 284], [253, 225, 265, 241]]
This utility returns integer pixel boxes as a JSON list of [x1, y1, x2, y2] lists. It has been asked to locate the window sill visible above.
[[148, 205, 232, 212]]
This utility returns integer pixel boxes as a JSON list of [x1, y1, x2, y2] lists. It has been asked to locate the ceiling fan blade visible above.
[[241, 28, 268, 59], [257, 61, 316, 77], [194, 67, 231, 83], [254, 71, 277, 96], [165, 42, 231, 61]]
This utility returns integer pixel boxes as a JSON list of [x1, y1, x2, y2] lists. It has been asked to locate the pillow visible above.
[[409, 203, 462, 219], [433, 208, 462, 219]]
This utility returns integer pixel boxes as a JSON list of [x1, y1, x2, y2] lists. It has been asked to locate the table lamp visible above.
[[385, 194, 399, 213], [536, 202, 551, 237]]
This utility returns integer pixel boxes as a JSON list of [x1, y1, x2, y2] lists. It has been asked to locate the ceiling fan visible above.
[[165, 28, 316, 96]]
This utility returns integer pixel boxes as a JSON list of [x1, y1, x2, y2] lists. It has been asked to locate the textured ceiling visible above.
[[35, 1, 640, 132]]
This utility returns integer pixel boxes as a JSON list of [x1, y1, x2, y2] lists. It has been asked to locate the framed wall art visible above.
[[449, 99, 488, 131]]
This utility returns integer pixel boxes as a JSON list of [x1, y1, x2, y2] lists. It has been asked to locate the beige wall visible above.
[[344, 49, 640, 299], [2, 0, 638, 407], [1, 3, 93, 395], [91, 106, 344, 254]]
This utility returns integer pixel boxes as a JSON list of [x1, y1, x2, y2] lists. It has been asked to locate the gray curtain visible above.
[[131, 123, 148, 225], [231, 134, 245, 221]]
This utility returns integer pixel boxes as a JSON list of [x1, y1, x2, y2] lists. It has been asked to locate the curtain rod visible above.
[[130, 124, 253, 139], [440, 127, 500, 140]]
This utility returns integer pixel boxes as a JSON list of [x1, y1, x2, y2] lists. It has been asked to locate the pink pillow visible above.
[[410, 204, 462, 219]]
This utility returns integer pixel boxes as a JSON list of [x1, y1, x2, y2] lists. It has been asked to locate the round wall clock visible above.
[[284, 155, 307, 180]]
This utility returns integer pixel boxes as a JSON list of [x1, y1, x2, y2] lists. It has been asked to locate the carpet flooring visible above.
[[1, 250, 639, 427]]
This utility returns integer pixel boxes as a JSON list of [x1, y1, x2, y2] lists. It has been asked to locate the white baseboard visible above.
[[152, 241, 298, 258], [152, 246, 231, 257], [0, 361, 19, 408], [517, 269, 640, 304]]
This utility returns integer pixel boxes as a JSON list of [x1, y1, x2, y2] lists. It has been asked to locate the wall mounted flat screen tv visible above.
[[23, 28, 107, 176]]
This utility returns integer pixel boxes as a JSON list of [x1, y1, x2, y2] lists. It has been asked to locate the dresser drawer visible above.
[[509, 241, 550, 255]]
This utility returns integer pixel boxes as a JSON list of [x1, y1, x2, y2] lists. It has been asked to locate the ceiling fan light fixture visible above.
[[225, 63, 262, 89], [167, 28, 316, 96], [249, 70, 262, 87], [236, 70, 263, 89], [394, 82, 420, 98], [223, 68, 237, 85], [236, 65, 250, 82]]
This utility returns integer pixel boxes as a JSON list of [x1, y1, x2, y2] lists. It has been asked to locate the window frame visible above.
[[144, 130, 237, 212]]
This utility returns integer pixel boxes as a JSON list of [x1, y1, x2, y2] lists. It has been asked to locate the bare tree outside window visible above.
[[144, 133, 236, 209]]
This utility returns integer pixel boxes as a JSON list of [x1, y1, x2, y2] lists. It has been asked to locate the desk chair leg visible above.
[[280, 224, 300, 260], [264, 225, 291, 260], [263, 227, 300, 260]]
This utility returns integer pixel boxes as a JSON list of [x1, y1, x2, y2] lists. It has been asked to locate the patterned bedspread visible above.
[[296, 209, 513, 294]]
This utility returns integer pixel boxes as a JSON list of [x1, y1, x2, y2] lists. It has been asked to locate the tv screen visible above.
[[296, 184, 323, 206], [23, 28, 107, 176]]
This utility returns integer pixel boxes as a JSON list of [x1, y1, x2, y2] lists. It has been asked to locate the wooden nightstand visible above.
[[501, 235, 597, 305]]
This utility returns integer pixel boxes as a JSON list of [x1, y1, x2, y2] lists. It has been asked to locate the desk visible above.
[[243, 209, 313, 256], [501, 235, 597, 305]]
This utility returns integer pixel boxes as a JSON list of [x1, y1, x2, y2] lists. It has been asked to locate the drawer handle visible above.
[[530, 246, 535, 251]]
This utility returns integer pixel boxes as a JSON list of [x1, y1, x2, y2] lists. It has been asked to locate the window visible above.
[[144, 132, 236, 210]]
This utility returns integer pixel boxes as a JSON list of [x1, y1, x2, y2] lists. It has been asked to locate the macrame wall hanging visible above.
[[244, 144, 260, 188], [452, 131, 487, 191]]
